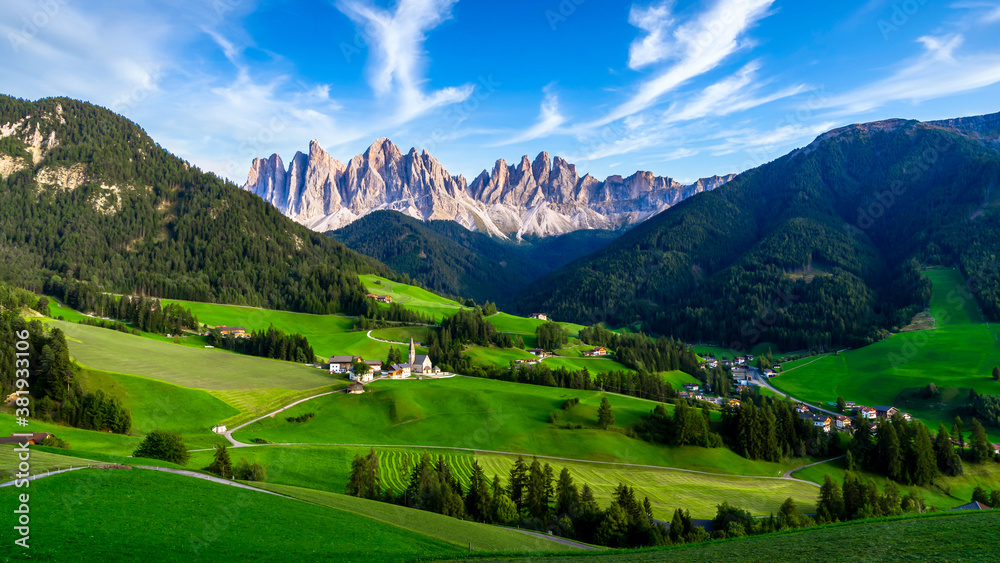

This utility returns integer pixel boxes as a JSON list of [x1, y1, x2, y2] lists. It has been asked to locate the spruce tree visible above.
[[993, 366, 999, 381], [508, 456, 529, 510], [934, 424, 964, 476], [969, 418, 993, 463], [912, 424, 937, 486], [207, 443, 233, 479], [555, 467, 579, 516], [597, 397, 615, 429]]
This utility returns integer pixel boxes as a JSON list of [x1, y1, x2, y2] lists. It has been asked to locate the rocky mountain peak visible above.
[[243, 139, 733, 238]]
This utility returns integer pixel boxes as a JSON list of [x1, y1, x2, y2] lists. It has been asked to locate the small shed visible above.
[[347, 382, 365, 394]]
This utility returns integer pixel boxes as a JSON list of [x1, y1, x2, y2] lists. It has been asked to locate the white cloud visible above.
[[627, 1, 677, 69], [496, 84, 567, 145], [589, 0, 776, 127], [820, 34, 1000, 114], [336, 0, 474, 122]]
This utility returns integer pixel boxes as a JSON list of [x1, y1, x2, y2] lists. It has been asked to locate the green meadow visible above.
[[0, 468, 465, 562], [468, 511, 1000, 563], [661, 370, 701, 390], [359, 274, 467, 322], [77, 367, 238, 447], [0, 414, 142, 456], [232, 376, 807, 475], [773, 268, 1000, 439], [161, 298, 407, 359]]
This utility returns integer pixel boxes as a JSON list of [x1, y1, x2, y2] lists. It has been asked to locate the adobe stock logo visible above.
[[878, 0, 929, 40]]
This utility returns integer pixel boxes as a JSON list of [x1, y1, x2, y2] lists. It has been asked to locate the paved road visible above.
[[783, 455, 845, 479], [749, 366, 842, 418], [222, 389, 345, 447], [366, 330, 407, 345], [0, 465, 92, 487], [499, 527, 597, 550]]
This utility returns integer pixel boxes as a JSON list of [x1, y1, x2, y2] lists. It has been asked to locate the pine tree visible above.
[[817, 475, 844, 523], [597, 397, 615, 429], [934, 424, 964, 476], [993, 366, 999, 381], [836, 395, 846, 414], [508, 456, 529, 510], [207, 443, 233, 479], [526, 458, 548, 519], [912, 424, 937, 486], [879, 423, 903, 481], [555, 467, 579, 516], [969, 418, 993, 463], [465, 459, 492, 522], [952, 416, 965, 447], [362, 448, 382, 500]]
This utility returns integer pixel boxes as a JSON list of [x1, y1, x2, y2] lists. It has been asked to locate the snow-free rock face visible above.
[[242, 139, 734, 238]]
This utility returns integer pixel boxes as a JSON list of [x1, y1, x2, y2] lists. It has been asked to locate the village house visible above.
[[364, 360, 383, 375], [0, 432, 50, 445], [582, 347, 610, 357], [514, 358, 540, 366], [211, 425, 227, 434], [874, 405, 899, 419], [951, 501, 991, 511], [720, 359, 733, 367], [763, 368, 775, 377], [347, 382, 365, 394], [527, 349, 553, 358], [366, 293, 392, 303], [794, 404, 810, 414], [388, 364, 411, 379], [683, 383, 700, 392], [835, 415, 852, 430], [845, 401, 856, 409], [812, 414, 832, 433], [772, 363, 781, 371], [352, 368, 376, 383], [858, 406, 877, 419], [679, 391, 691, 399], [727, 398, 741, 408], [217, 326, 249, 338], [329, 356, 359, 375], [529, 313, 549, 321], [994, 443, 1000, 455]]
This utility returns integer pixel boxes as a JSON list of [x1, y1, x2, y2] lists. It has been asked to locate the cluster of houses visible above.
[[582, 347, 610, 357], [215, 326, 249, 338], [365, 294, 392, 303], [331, 339, 440, 393], [529, 313, 550, 321]]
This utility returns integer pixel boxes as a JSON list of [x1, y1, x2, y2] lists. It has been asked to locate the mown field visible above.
[[232, 376, 807, 476], [462, 511, 1000, 562], [773, 268, 1000, 439], [185, 442, 818, 521], [0, 468, 465, 562], [475, 454, 818, 520]]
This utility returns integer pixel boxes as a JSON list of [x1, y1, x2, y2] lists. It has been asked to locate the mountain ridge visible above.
[[243, 138, 734, 238]]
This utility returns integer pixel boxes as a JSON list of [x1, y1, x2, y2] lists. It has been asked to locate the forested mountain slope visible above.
[[517, 114, 1000, 350], [331, 210, 618, 305], [0, 95, 395, 314]]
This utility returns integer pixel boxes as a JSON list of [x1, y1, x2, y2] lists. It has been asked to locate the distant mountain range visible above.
[[330, 210, 620, 307], [516, 111, 1000, 350], [242, 138, 734, 238]]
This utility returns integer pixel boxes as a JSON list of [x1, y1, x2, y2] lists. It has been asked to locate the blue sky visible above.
[[2, 0, 999, 184]]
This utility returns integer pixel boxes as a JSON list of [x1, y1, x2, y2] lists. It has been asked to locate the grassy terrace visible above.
[[772, 268, 1000, 439]]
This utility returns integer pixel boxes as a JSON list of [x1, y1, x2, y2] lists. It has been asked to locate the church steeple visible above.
[[409, 338, 416, 366]]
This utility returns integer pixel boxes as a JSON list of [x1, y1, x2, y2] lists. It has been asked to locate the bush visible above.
[[286, 412, 315, 423], [41, 435, 70, 449], [234, 458, 267, 482], [562, 398, 580, 410], [549, 411, 560, 423], [132, 430, 190, 465]]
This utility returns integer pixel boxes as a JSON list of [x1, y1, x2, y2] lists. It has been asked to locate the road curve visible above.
[[222, 389, 344, 447]]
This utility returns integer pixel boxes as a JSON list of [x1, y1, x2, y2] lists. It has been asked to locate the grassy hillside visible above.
[[232, 376, 805, 475], [360, 275, 468, 322], [256, 482, 578, 553], [0, 468, 464, 561], [463, 511, 1000, 562], [773, 268, 1000, 439]]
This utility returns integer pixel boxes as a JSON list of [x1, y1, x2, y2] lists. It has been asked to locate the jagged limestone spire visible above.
[[409, 338, 416, 366]]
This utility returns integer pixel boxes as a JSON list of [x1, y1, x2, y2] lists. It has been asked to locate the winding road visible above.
[[749, 366, 843, 418]]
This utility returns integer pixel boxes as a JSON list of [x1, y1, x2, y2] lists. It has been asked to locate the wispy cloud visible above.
[[664, 61, 806, 123], [820, 34, 1000, 114], [589, 0, 776, 127], [335, 0, 474, 122], [496, 84, 567, 145]]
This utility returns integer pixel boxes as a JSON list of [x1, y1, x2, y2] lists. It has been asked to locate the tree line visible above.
[[207, 324, 317, 364]]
